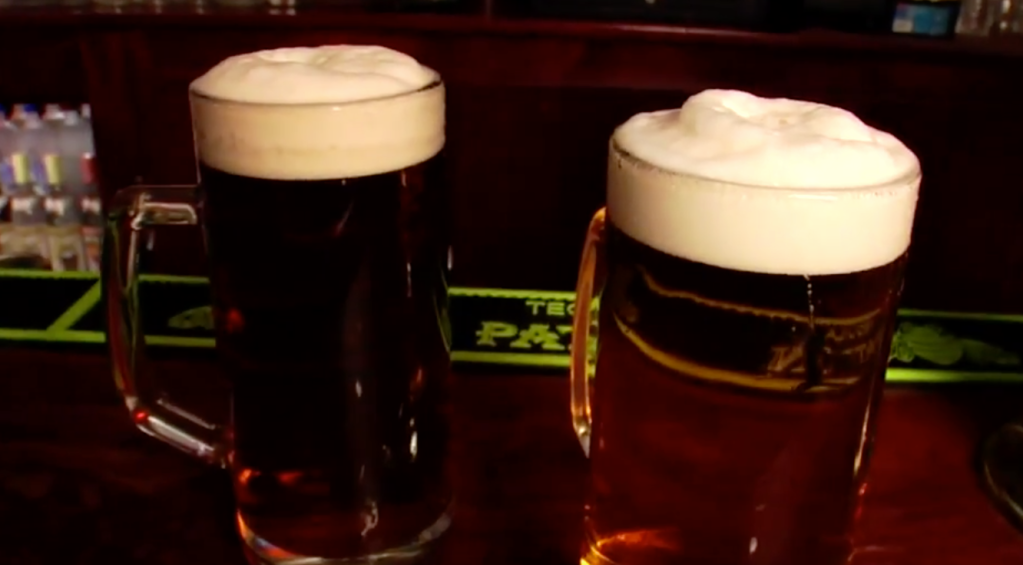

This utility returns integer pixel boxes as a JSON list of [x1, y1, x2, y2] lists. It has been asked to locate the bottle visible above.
[[0, 107, 15, 258], [7, 186, 51, 268], [57, 108, 95, 271], [80, 184, 102, 273], [44, 105, 87, 271], [71, 105, 102, 272], [7, 107, 52, 268], [957, 0, 997, 34], [42, 103, 66, 124], [9, 104, 32, 127], [17, 108, 54, 194], [40, 104, 65, 193], [59, 110, 85, 192]]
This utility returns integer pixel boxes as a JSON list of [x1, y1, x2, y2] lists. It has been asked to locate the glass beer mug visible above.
[[569, 90, 922, 565], [103, 45, 453, 565]]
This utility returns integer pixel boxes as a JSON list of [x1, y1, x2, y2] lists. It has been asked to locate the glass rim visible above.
[[188, 77, 444, 109], [610, 141, 921, 195]]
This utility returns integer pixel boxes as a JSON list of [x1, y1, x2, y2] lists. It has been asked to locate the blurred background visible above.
[[0, 0, 1021, 311]]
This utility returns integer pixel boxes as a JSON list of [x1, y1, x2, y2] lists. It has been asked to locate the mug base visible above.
[[983, 420, 1023, 531], [237, 508, 452, 565]]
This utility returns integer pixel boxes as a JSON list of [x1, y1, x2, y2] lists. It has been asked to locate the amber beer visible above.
[[189, 47, 452, 562], [572, 90, 921, 565]]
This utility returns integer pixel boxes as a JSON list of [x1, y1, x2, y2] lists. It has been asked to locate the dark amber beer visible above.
[[188, 48, 452, 563], [571, 90, 921, 565], [105, 45, 451, 565], [199, 159, 451, 561]]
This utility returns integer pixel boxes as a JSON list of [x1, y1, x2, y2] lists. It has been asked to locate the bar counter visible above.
[[1, 346, 1022, 564]]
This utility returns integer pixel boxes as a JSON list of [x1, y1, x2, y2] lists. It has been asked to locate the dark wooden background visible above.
[[2, 9, 1022, 311]]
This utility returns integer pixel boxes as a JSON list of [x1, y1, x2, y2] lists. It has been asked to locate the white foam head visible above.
[[189, 45, 444, 180], [609, 89, 921, 275]]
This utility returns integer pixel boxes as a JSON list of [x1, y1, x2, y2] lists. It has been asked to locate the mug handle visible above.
[[570, 207, 606, 458], [103, 185, 227, 466]]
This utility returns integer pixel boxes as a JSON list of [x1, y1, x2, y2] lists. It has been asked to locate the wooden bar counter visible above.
[[1, 345, 1021, 564]]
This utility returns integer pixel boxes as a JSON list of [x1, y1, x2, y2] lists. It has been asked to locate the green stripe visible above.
[[0, 328, 216, 349], [451, 350, 570, 368], [898, 308, 1023, 323], [885, 367, 1023, 384], [0, 270, 209, 285], [0, 328, 105, 343], [0, 269, 99, 279], [145, 335, 215, 348], [449, 287, 576, 301], [47, 281, 101, 331], [141, 273, 209, 285]]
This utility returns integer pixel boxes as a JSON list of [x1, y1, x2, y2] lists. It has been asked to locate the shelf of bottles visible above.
[[0, 103, 101, 273]]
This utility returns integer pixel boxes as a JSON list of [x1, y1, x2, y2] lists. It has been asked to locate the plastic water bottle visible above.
[[66, 105, 101, 272], [0, 107, 15, 258], [6, 106, 52, 267], [45, 106, 86, 271]]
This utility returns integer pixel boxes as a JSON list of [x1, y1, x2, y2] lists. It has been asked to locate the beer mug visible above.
[[103, 45, 453, 565], [569, 90, 921, 565]]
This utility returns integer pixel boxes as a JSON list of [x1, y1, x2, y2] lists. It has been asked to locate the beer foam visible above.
[[609, 89, 921, 275], [189, 45, 444, 180]]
